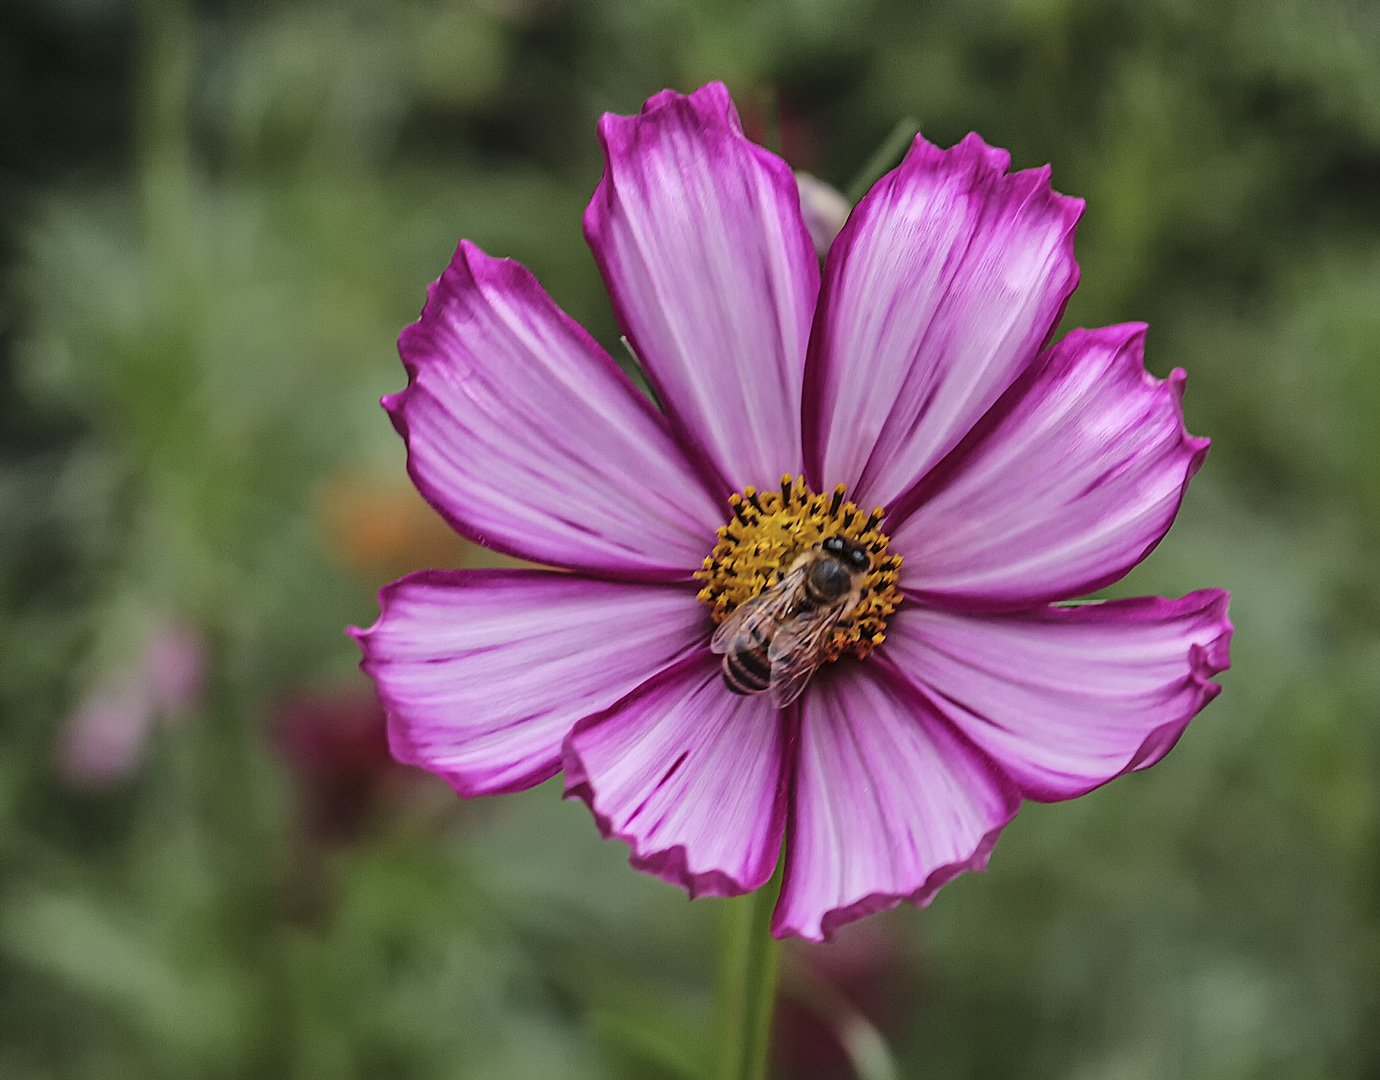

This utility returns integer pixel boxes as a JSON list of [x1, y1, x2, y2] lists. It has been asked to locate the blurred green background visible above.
[[3, 0, 1379, 1077]]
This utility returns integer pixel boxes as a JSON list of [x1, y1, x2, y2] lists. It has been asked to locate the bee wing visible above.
[[709, 565, 806, 655], [766, 604, 847, 709]]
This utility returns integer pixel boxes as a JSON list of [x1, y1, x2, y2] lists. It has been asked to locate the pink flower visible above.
[[57, 620, 206, 790], [273, 686, 415, 841], [352, 83, 1232, 940]]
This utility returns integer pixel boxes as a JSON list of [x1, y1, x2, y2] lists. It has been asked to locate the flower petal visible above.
[[882, 591, 1232, 801], [584, 83, 821, 494], [892, 324, 1210, 609], [391, 241, 723, 580], [564, 651, 789, 897], [804, 133, 1082, 510], [773, 664, 1019, 941], [352, 570, 705, 796]]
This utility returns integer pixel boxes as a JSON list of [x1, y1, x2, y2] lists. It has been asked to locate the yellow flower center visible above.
[[695, 475, 903, 661]]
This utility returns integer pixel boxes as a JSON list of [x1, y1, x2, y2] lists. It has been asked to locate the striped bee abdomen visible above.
[[722, 621, 774, 695]]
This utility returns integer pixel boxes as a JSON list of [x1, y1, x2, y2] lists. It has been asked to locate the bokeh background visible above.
[[4, 0, 1379, 1076]]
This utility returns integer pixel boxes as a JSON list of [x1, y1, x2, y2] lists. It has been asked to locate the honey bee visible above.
[[711, 535, 872, 708]]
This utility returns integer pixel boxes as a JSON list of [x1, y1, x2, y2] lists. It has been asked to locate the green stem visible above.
[[761, 87, 782, 158], [712, 866, 783, 1080], [136, 0, 194, 266], [844, 116, 921, 203]]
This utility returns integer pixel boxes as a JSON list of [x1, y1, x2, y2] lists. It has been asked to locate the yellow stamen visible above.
[[695, 477, 903, 662]]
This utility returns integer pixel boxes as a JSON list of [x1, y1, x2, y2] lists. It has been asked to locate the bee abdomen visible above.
[[722, 645, 772, 696]]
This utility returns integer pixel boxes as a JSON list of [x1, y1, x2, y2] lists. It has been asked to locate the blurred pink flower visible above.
[[145, 621, 206, 712], [775, 919, 912, 1078], [274, 686, 414, 841], [354, 83, 1231, 940], [57, 619, 206, 789]]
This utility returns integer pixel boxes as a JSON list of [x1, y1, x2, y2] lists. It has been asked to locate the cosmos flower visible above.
[[353, 83, 1232, 941], [58, 619, 206, 790]]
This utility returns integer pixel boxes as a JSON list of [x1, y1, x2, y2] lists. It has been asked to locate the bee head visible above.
[[822, 535, 871, 572]]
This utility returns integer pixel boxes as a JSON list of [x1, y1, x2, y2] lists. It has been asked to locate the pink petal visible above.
[[795, 171, 851, 258], [391, 241, 723, 581], [804, 133, 1082, 510], [892, 324, 1210, 609], [564, 651, 790, 897], [773, 665, 1020, 941], [352, 570, 706, 796], [584, 83, 820, 494], [882, 591, 1232, 801], [56, 677, 155, 790]]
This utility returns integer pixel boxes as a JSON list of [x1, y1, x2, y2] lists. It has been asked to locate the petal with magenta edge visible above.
[[882, 591, 1232, 801], [353, 570, 705, 796], [893, 324, 1210, 609], [391, 241, 722, 581], [805, 133, 1082, 511], [564, 650, 790, 898], [772, 663, 1019, 941], [585, 82, 820, 495]]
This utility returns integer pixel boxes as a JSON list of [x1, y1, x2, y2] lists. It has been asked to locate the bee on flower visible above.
[[353, 83, 1231, 941]]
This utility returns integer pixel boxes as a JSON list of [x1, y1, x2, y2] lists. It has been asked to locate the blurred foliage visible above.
[[2, 0, 1379, 1077]]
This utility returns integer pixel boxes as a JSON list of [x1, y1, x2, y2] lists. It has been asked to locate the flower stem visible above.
[[136, 0, 194, 267], [844, 116, 920, 203], [712, 865, 783, 1080]]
